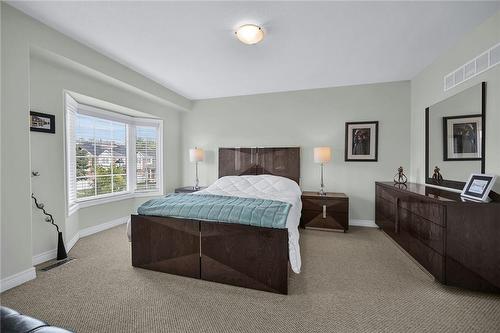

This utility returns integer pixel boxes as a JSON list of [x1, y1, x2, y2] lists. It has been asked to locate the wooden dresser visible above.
[[375, 182, 500, 293]]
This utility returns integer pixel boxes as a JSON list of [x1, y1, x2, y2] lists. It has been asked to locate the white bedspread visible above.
[[194, 175, 302, 273]]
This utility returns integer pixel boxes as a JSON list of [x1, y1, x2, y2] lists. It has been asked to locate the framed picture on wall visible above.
[[443, 114, 482, 161], [344, 121, 378, 161], [30, 111, 55, 134]]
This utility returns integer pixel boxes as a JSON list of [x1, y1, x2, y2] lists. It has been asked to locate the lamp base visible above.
[[318, 188, 327, 196]]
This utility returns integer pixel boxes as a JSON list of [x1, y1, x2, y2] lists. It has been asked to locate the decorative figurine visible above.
[[432, 166, 443, 185], [394, 166, 408, 185]]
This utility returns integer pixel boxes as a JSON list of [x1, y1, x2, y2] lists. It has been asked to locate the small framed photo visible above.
[[30, 111, 55, 134], [461, 173, 496, 202], [443, 114, 482, 160], [345, 121, 378, 162]]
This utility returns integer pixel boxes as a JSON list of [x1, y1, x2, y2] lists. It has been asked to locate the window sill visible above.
[[67, 190, 163, 216], [134, 190, 164, 198]]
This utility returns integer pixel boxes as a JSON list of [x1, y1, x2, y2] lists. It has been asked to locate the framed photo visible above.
[[461, 173, 496, 202], [30, 111, 55, 134], [345, 121, 378, 162], [443, 114, 482, 161]]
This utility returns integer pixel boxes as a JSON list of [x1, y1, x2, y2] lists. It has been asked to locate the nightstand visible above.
[[174, 186, 207, 193], [300, 191, 349, 232]]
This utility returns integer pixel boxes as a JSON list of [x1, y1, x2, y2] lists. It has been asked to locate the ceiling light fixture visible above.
[[235, 24, 264, 45]]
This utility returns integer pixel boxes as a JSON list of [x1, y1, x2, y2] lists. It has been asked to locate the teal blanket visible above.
[[137, 194, 291, 229]]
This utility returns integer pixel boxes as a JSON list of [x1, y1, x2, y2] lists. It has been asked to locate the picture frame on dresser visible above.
[[344, 121, 378, 162]]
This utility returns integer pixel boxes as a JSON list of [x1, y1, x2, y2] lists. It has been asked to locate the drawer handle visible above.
[[323, 205, 327, 219], [395, 198, 400, 234]]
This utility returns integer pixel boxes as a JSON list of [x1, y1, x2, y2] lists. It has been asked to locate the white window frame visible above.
[[65, 94, 163, 216]]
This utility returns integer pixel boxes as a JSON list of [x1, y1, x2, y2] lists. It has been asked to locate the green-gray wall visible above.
[[2, 2, 499, 290], [181, 81, 411, 222]]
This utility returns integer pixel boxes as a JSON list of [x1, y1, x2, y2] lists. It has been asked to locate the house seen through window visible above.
[[76, 114, 128, 199]]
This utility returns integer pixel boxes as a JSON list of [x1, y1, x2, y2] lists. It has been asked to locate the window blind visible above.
[[65, 94, 78, 210], [136, 126, 159, 191]]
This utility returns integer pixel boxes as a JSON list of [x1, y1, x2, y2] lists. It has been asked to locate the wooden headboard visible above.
[[218, 147, 300, 184]]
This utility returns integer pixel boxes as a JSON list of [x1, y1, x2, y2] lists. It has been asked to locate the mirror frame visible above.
[[425, 82, 486, 190]]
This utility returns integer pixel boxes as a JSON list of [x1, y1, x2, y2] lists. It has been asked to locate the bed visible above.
[[130, 147, 300, 294]]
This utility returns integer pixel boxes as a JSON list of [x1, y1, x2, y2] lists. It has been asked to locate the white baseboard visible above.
[[31, 216, 129, 267], [0, 267, 36, 293], [79, 216, 129, 238], [32, 249, 57, 266], [66, 232, 80, 252], [350, 219, 377, 228]]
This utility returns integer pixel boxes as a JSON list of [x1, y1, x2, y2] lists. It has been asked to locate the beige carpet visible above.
[[1, 225, 499, 333]]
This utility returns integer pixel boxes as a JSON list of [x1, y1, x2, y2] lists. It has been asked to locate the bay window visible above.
[[65, 94, 163, 214]]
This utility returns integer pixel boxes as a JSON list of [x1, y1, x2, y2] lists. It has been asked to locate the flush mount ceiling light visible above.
[[235, 24, 264, 45]]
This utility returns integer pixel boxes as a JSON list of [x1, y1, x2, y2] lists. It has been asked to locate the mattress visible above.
[[194, 175, 302, 273]]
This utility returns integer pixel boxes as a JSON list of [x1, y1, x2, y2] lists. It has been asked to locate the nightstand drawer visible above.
[[301, 197, 348, 213], [300, 210, 348, 229]]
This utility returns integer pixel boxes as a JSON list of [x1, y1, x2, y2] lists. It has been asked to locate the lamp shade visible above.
[[314, 147, 332, 163], [189, 148, 204, 162]]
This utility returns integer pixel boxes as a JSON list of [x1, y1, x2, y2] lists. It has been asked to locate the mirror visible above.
[[425, 82, 485, 190]]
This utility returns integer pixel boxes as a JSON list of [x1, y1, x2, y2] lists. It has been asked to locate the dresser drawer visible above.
[[399, 209, 445, 255], [399, 197, 444, 226], [376, 186, 398, 204], [301, 197, 347, 213], [395, 227, 445, 282], [376, 196, 396, 221]]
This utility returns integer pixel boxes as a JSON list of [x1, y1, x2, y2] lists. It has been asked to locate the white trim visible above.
[[0, 268, 36, 293], [78, 102, 161, 125], [349, 219, 377, 228], [76, 192, 134, 208], [134, 191, 163, 198], [32, 231, 81, 266], [32, 249, 57, 266], [30, 216, 129, 267], [69, 190, 163, 215], [66, 232, 80, 252], [79, 216, 129, 238]]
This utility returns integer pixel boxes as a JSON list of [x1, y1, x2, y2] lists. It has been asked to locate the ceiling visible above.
[[8, 1, 500, 100]]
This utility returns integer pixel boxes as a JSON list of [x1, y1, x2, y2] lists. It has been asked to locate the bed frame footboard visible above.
[[131, 215, 289, 294]]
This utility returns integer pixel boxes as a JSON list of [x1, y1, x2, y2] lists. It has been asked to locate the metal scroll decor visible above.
[[393, 166, 408, 185], [432, 166, 443, 185], [31, 193, 68, 260]]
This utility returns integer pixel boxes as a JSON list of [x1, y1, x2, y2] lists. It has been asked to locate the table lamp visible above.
[[314, 147, 332, 196], [189, 147, 204, 190]]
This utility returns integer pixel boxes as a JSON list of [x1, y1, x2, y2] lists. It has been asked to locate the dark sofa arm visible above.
[[1, 306, 73, 333]]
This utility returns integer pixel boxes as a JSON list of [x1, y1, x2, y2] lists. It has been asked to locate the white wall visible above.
[[410, 11, 500, 192], [182, 81, 411, 221], [1, 3, 188, 283]]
